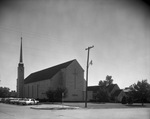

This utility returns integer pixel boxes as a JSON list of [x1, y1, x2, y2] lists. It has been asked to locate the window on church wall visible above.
[[24, 86, 26, 97], [59, 71, 63, 86], [37, 84, 39, 98], [72, 94, 78, 97], [72, 68, 78, 89], [28, 85, 29, 98], [32, 85, 34, 98]]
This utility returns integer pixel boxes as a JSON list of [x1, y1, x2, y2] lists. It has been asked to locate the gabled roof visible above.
[[88, 84, 118, 92], [112, 89, 123, 97], [24, 59, 75, 84], [87, 86, 100, 92], [106, 84, 118, 93]]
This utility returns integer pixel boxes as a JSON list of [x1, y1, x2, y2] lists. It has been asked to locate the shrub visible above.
[[46, 87, 67, 102], [121, 96, 127, 104]]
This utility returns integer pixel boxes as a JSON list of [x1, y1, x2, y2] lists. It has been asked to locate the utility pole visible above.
[[85, 45, 94, 108]]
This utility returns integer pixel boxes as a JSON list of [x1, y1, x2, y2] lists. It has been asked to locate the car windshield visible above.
[[19, 98, 23, 100], [24, 99, 29, 101]]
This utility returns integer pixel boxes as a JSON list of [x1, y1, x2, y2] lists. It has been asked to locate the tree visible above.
[[105, 75, 113, 86], [98, 75, 113, 87], [0, 87, 10, 98], [46, 88, 55, 102], [97, 75, 114, 102], [129, 79, 150, 106], [9, 90, 17, 98], [96, 87, 109, 102], [46, 87, 67, 102], [121, 96, 127, 104], [55, 87, 67, 102]]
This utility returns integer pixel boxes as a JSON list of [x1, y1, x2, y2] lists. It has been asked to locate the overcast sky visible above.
[[0, 0, 150, 90]]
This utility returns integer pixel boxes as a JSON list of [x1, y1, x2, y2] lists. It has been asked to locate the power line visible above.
[[0, 25, 57, 41], [0, 25, 59, 54]]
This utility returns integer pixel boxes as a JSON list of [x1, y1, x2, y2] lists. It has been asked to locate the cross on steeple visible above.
[[73, 69, 78, 89]]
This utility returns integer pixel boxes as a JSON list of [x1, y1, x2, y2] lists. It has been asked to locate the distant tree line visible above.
[[128, 79, 150, 106], [0, 87, 17, 98], [96, 75, 150, 106]]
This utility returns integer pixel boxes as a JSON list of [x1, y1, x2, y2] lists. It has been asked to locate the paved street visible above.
[[0, 103, 150, 119]]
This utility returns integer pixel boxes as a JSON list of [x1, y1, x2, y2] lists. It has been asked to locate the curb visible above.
[[30, 107, 79, 110], [30, 105, 80, 110]]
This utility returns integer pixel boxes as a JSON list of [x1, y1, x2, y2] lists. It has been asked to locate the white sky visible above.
[[0, 0, 150, 90]]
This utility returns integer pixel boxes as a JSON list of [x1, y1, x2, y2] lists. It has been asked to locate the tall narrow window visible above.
[[37, 84, 39, 98], [28, 85, 29, 97], [73, 69, 78, 89], [32, 85, 34, 97]]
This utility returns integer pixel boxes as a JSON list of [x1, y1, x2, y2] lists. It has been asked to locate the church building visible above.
[[17, 38, 86, 101]]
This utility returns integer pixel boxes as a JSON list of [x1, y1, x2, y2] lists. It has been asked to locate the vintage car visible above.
[[4, 97, 16, 104], [10, 98, 24, 104], [19, 98, 39, 105]]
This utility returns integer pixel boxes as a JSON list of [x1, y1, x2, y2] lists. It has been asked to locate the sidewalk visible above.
[[30, 104, 80, 110]]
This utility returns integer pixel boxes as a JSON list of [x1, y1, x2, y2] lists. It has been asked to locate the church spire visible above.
[[19, 37, 23, 63], [17, 36, 24, 98]]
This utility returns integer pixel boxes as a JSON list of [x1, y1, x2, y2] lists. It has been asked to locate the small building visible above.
[[106, 84, 120, 96], [87, 84, 126, 103], [87, 86, 100, 101], [112, 89, 126, 102]]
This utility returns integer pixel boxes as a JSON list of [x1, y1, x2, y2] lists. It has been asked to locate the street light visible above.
[[85, 45, 94, 108]]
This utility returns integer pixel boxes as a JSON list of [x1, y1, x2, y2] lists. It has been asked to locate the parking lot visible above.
[[0, 97, 39, 105], [0, 102, 150, 119]]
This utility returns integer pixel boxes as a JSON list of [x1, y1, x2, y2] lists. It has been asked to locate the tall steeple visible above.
[[19, 37, 23, 63], [17, 37, 24, 98]]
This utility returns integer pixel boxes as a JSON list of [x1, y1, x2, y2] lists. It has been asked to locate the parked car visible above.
[[4, 98, 14, 104], [10, 98, 24, 104], [0, 98, 2, 103], [1, 98, 6, 103], [7, 98, 16, 104], [19, 98, 39, 105]]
